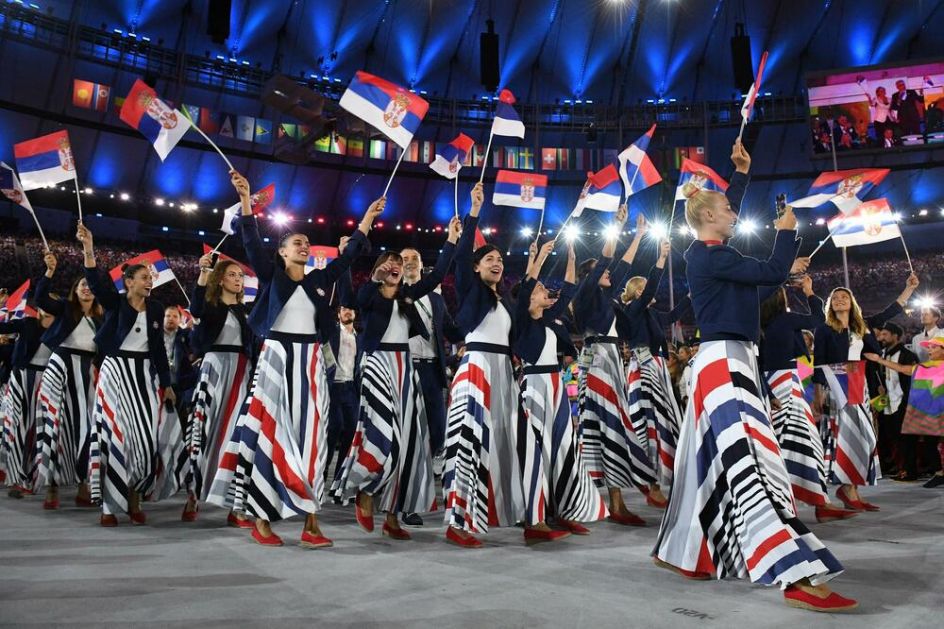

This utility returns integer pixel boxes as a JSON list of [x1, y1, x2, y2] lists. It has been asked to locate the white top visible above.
[[335, 326, 357, 382], [214, 310, 242, 346], [847, 334, 864, 361], [911, 326, 943, 363], [533, 328, 557, 365], [883, 346, 905, 415], [60, 316, 96, 352], [120, 311, 150, 352], [409, 294, 437, 359], [466, 302, 511, 345], [380, 300, 411, 344], [271, 286, 317, 334], [582, 315, 618, 339], [29, 343, 52, 368], [871, 97, 891, 123]]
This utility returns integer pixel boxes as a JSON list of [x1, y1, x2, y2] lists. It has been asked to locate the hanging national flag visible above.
[[120, 80, 192, 161], [182, 105, 221, 135], [674, 158, 729, 202], [254, 119, 273, 144], [0, 162, 33, 212], [504, 147, 519, 169], [740, 50, 769, 122], [201, 244, 259, 302], [617, 124, 662, 197], [339, 71, 429, 149], [519, 147, 534, 170], [219, 115, 235, 138], [109, 250, 176, 291], [306, 246, 339, 274], [430, 133, 475, 179], [236, 115, 256, 142], [672, 146, 706, 169], [0, 280, 30, 321], [72, 79, 110, 112], [541, 148, 558, 171], [491, 89, 525, 138], [790, 168, 890, 213], [313, 135, 332, 153], [13, 130, 76, 191], [558, 148, 573, 170], [492, 170, 547, 210], [348, 137, 365, 158], [278, 123, 298, 140], [369, 139, 386, 160], [473, 144, 488, 167], [827, 198, 901, 248]]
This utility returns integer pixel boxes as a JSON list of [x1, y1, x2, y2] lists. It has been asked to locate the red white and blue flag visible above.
[[0, 162, 33, 212], [339, 71, 429, 149], [491, 89, 526, 139], [492, 170, 548, 210], [740, 50, 769, 122], [617, 124, 662, 197], [674, 158, 729, 202], [109, 250, 176, 291], [220, 183, 276, 234], [201, 244, 259, 302], [13, 130, 76, 191], [306, 246, 339, 274], [827, 198, 900, 248], [790, 167, 890, 213], [120, 79, 192, 161], [0, 280, 30, 321], [430, 133, 475, 179], [573, 164, 622, 216]]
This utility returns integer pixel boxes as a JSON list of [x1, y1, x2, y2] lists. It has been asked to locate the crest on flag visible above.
[[139, 90, 181, 130], [520, 177, 535, 203], [383, 94, 410, 128], [57, 135, 75, 172]]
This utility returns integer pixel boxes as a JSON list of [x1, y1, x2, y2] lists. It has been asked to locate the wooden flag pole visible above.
[[382, 149, 407, 198], [190, 124, 235, 171], [478, 132, 495, 184]]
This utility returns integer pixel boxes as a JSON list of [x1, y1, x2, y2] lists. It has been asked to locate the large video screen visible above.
[[806, 59, 944, 155]]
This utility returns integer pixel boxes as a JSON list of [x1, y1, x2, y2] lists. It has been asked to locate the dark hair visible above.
[[760, 287, 787, 329], [577, 258, 598, 281], [276, 231, 308, 270], [370, 251, 403, 276], [121, 263, 148, 291], [67, 276, 103, 323], [882, 322, 904, 338], [206, 260, 245, 306], [471, 244, 503, 305]]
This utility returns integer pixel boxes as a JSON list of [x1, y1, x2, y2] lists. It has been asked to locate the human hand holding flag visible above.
[[220, 182, 276, 235]]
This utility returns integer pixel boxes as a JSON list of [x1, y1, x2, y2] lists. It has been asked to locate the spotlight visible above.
[[181, 203, 197, 212], [316, 217, 325, 224], [155, 198, 165, 206], [893, 212, 902, 222], [919, 208, 928, 217], [815, 217, 826, 226], [603, 223, 621, 240], [563, 225, 580, 242], [648, 222, 668, 241], [737, 219, 756, 234], [271, 211, 291, 226], [83, 187, 93, 194], [520, 227, 534, 238], [120, 192, 130, 201], [915, 295, 937, 309]]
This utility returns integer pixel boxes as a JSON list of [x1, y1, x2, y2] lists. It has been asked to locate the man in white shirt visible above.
[[327, 306, 358, 480], [910, 307, 943, 363], [878, 323, 918, 481]]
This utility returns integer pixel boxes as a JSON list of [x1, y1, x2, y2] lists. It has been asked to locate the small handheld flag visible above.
[[573, 164, 622, 217], [339, 71, 429, 150], [430, 133, 475, 180], [790, 168, 890, 213], [306, 246, 339, 274], [201, 244, 259, 302], [492, 170, 548, 210], [618, 124, 662, 198], [1, 280, 30, 321], [738, 50, 769, 139], [674, 159, 729, 202], [109, 250, 177, 291], [220, 183, 276, 235], [13, 130, 76, 191], [120, 80, 192, 161], [826, 198, 900, 248], [0, 162, 48, 250], [491, 89, 525, 139]]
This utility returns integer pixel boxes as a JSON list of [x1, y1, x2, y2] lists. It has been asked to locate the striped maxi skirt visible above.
[[626, 347, 682, 488], [520, 364, 608, 526], [764, 367, 828, 507], [1, 367, 42, 488], [207, 334, 329, 522], [577, 340, 656, 491], [184, 347, 251, 503], [443, 345, 525, 534], [819, 362, 880, 487], [332, 346, 435, 515], [34, 348, 98, 490], [88, 353, 184, 515], [654, 341, 843, 588]]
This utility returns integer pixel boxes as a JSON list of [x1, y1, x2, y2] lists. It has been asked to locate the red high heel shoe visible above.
[[815, 505, 858, 523], [608, 511, 646, 526], [355, 492, 374, 533], [445, 527, 482, 548], [559, 520, 591, 535], [646, 494, 668, 509], [129, 510, 147, 525], [251, 528, 283, 547], [836, 486, 865, 511], [300, 530, 333, 549], [784, 585, 858, 612], [382, 522, 412, 541], [523, 528, 571, 545]]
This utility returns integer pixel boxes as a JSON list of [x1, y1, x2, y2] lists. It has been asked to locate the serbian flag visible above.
[[740, 50, 768, 122], [201, 244, 259, 302], [220, 183, 276, 234], [109, 250, 176, 291], [790, 168, 890, 213], [306, 246, 339, 275], [1, 280, 30, 321], [674, 158, 729, 202], [492, 170, 547, 210], [339, 71, 429, 149], [573, 164, 622, 217], [430, 133, 475, 179], [0, 162, 33, 211], [827, 198, 900, 248], [474, 227, 488, 249], [13, 130, 76, 191], [491, 89, 525, 139], [120, 79, 192, 161], [617, 124, 661, 197]]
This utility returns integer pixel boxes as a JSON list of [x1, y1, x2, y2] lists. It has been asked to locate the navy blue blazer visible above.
[[83, 267, 172, 388], [168, 328, 198, 392], [188, 284, 255, 360], [684, 229, 799, 344], [760, 295, 824, 371], [239, 215, 370, 340], [812, 301, 902, 382], [423, 291, 461, 388], [572, 255, 618, 335], [514, 278, 578, 364], [615, 265, 689, 357], [34, 275, 102, 350], [0, 318, 45, 370], [454, 215, 516, 344], [355, 241, 456, 354]]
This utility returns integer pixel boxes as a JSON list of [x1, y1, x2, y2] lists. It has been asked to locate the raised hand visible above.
[[76, 222, 93, 248], [43, 251, 57, 276], [615, 204, 628, 225], [790, 256, 810, 274], [372, 261, 395, 283], [774, 205, 797, 231], [731, 138, 751, 174], [198, 253, 214, 273], [906, 273, 919, 290], [230, 170, 250, 199], [470, 182, 484, 213], [338, 235, 350, 254], [447, 216, 462, 243], [539, 239, 556, 259], [635, 213, 649, 237], [366, 197, 386, 220], [658, 239, 671, 261]]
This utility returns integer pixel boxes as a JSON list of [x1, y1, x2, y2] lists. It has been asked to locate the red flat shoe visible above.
[[559, 521, 591, 535], [43, 498, 60, 510], [129, 510, 147, 526], [251, 528, 283, 547], [653, 557, 713, 580], [858, 500, 880, 512], [608, 511, 646, 526], [646, 494, 668, 509], [181, 504, 198, 522], [355, 493, 374, 533], [382, 522, 412, 541], [815, 505, 858, 523], [445, 527, 483, 548], [227, 512, 255, 529], [784, 585, 858, 612], [300, 530, 333, 549], [75, 496, 95, 508], [524, 528, 571, 545], [835, 487, 863, 512], [100, 514, 118, 527]]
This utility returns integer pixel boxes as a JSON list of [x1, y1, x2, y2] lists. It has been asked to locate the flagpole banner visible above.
[[492, 170, 547, 210], [119, 79, 192, 161], [339, 71, 429, 149], [13, 130, 77, 191], [220, 183, 276, 233]]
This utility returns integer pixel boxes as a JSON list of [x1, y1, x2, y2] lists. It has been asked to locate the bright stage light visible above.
[[919, 208, 928, 216], [154, 198, 165, 206], [119, 192, 130, 201], [815, 217, 826, 226], [83, 187, 93, 194], [737, 219, 756, 234], [271, 211, 291, 226], [603, 223, 621, 240], [648, 222, 668, 241], [520, 227, 534, 238], [563, 225, 580, 242], [915, 295, 937, 309]]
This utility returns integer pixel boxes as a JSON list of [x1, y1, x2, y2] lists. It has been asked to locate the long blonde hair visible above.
[[684, 188, 727, 230], [620, 276, 647, 304], [825, 287, 867, 336]]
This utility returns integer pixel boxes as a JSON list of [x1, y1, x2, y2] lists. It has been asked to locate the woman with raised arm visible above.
[[515, 238, 608, 544], [812, 275, 918, 512], [572, 207, 656, 525], [208, 170, 381, 549], [32, 251, 103, 509], [180, 250, 254, 527], [77, 222, 182, 527], [333, 217, 460, 540], [616, 238, 678, 503], [442, 182, 525, 548]]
